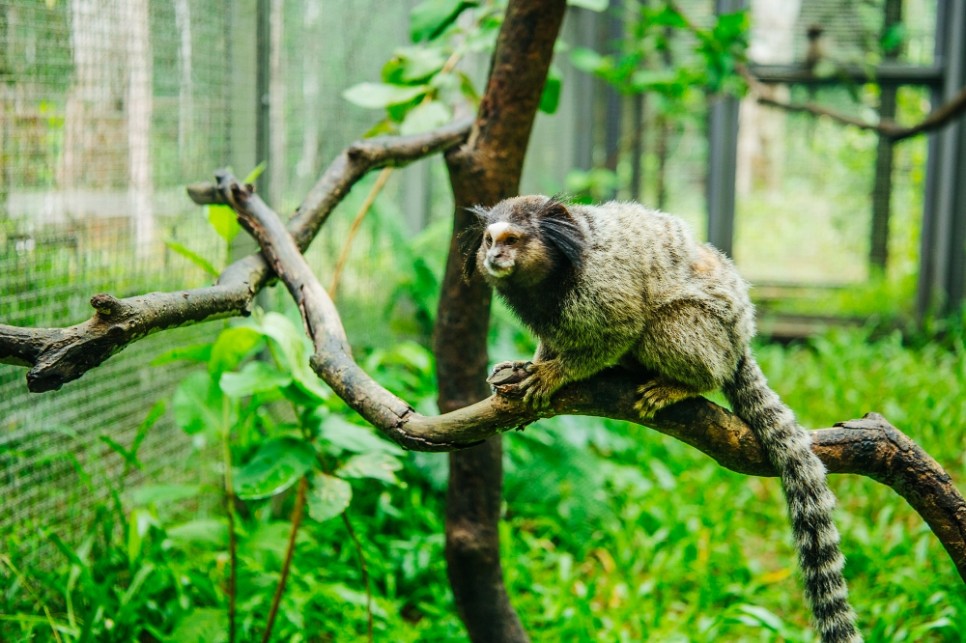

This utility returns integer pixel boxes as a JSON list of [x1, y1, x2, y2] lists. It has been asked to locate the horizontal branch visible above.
[[739, 62, 966, 142], [1, 122, 472, 391], [217, 172, 966, 584]]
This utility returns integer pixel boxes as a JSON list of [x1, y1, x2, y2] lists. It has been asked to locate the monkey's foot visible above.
[[635, 379, 697, 420], [518, 360, 568, 410]]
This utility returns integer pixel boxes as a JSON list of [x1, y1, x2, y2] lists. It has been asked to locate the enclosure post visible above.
[[918, 0, 966, 318], [706, 0, 744, 255], [255, 0, 272, 206], [869, 0, 903, 272]]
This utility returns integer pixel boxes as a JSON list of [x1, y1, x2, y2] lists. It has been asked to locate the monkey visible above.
[[463, 195, 861, 643]]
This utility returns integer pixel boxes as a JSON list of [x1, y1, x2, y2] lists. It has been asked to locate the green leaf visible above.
[[570, 47, 609, 74], [318, 414, 405, 456], [383, 46, 448, 84], [338, 452, 403, 485], [399, 100, 452, 135], [172, 371, 224, 436], [127, 484, 200, 507], [164, 239, 219, 277], [256, 312, 329, 403], [567, 0, 608, 10], [220, 360, 291, 398], [151, 342, 212, 366], [881, 23, 906, 56], [167, 608, 229, 643], [343, 82, 428, 109], [167, 519, 228, 548], [242, 161, 267, 184], [629, 68, 681, 93], [234, 436, 316, 500], [734, 604, 785, 632], [410, 0, 476, 42], [206, 204, 242, 244], [306, 472, 352, 523], [209, 326, 264, 377], [649, 5, 688, 28], [539, 65, 562, 114]]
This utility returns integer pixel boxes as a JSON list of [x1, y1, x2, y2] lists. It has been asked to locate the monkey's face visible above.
[[479, 221, 526, 279]]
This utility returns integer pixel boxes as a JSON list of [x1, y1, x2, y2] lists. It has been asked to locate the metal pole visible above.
[[706, 0, 745, 254]]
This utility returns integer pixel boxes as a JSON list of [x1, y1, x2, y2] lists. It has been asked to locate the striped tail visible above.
[[723, 350, 861, 643]]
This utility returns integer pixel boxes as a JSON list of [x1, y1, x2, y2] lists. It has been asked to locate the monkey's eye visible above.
[[504, 235, 518, 245]]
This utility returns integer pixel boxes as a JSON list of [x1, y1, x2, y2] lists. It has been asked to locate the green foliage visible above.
[[569, 3, 749, 98], [5, 296, 965, 641], [343, 0, 565, 134]]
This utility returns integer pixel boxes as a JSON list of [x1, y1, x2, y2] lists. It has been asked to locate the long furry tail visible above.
[[723, 350, 861, 643]]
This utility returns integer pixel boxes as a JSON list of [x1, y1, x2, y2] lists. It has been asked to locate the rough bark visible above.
[[435, 1, 568, 640]]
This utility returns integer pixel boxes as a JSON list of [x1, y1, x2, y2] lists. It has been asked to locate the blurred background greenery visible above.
[[2, 0, 964, 640]]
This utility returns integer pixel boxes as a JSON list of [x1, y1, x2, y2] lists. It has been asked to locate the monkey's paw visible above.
[[635, 379, 696, 420], [518, 361, 566, 410]]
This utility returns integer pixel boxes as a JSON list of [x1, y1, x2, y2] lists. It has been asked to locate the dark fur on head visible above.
[[461, 196, 585, 282], [459, 204, 491, 281], [536, 197, 585, 273]]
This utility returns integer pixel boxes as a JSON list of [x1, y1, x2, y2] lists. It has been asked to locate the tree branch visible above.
[[214, 171, 966, 585], [739, 63, 966, 142], [0, 122, 471, 392]]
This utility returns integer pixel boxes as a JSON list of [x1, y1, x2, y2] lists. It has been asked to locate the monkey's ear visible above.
[[538, 198, 585, 270]]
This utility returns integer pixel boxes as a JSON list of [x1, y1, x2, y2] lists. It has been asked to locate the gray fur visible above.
[[471, 195, 861, 643]]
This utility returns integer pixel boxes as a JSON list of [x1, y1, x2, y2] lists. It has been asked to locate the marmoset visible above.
[[465, 196, 860, 643]]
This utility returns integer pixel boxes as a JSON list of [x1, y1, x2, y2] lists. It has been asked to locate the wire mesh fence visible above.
[[0, 0, 240, 554]]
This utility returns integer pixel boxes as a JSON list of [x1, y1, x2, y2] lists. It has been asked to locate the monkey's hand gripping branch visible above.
[[210, 170, 966, 584]]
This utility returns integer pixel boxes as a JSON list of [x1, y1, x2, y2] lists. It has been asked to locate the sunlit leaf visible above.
[[209, 326, 264, 377], [306, 472, 352, 523], [318, 414, 405, 456], [338, 452, 403, 485], [206, 204, 242, 244], [151, 342, 212, 366], [167, 608, 229, 643], [400, 100, 452, 135], [167, 519, 228, 548], [383, 46, 448, 84], [172, 371, 224, 436], [343, 82, 428, 109], [127, 484, 200, 507], [234, 437, 316, 500], [243, 161, 266, 184], [410, 0, 477, 42], [256, 312, 329, 403], [164, 239, 219, 277], [220, 361, 291, 398], [570, 47, 609, 74]]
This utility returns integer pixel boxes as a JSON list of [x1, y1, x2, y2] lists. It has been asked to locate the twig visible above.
[[341, 513, 374, 642], [262, 476, 309, 643], [221, 400, 238, 643], [329, 167, 394, 298], [739, 62, 966, 142]]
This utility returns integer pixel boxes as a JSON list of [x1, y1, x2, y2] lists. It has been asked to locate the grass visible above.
[[494, 328, 966, 642]]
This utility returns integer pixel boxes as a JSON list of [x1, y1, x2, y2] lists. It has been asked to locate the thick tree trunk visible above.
[[434, 1, 568, 640]]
